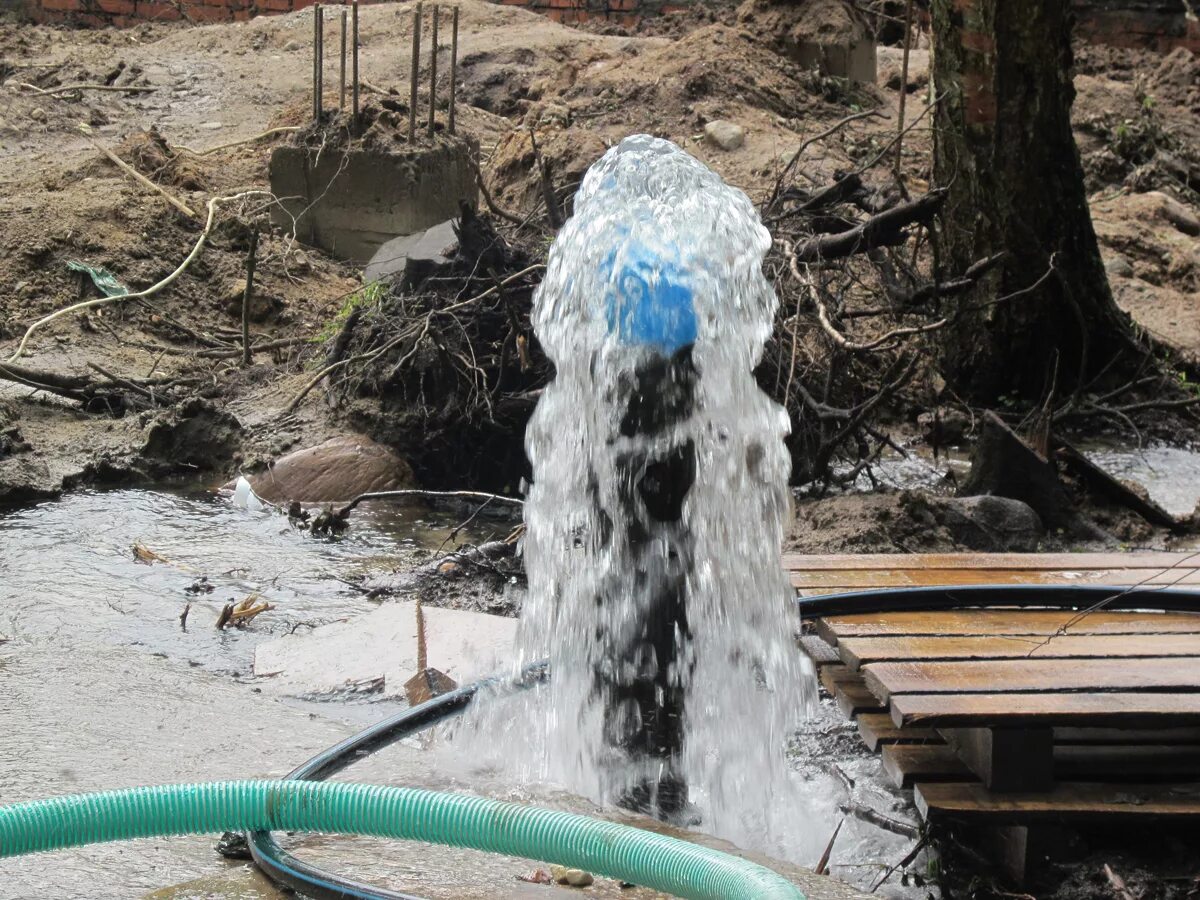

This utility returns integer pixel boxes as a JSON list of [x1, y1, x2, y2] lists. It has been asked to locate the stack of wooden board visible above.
[[800, 594, 1200, 880]]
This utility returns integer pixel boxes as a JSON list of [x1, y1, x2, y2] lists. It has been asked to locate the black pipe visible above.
[[247, 663, 547, 900], [795, 583, 1200, 618]]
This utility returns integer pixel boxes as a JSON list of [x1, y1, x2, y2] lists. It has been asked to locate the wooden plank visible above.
[[891, 692, 1200, 729], [836, 633, 1200, 669], [819, 664, 856, 694], [819, 610, 1200, 645], [882, 744, 976, 788], [1056, 745, 1200, 781], [941, 727, 1054, 792], [785, 552, 1198, 572], [916, 780, 1200, 823], [835, 681, 885, 718], [799, 634, 841, 667], [856, 712, 942, 752], [864, 657, 1200, 701], [792, 569, 1200, 589]]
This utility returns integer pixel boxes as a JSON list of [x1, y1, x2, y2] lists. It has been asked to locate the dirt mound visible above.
[[736, 0, 867, 53]]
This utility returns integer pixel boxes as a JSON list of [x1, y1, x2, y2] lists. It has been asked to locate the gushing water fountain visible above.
[[509, 134, 818, 846]]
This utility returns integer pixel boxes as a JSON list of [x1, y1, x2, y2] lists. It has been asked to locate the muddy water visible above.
[[0, 490, 856, 900]]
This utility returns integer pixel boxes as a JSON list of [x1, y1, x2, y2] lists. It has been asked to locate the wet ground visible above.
[[0, 488, 876, 900]]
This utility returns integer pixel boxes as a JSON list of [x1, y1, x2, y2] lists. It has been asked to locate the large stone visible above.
[[269, 138, 478, 264], [364, 219, 458, 284], [704, 120, 746, 151], [248, 434, 414, 504]]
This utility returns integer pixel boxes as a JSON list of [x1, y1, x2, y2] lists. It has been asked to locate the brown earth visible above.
[[0, 0, 1197, 508]]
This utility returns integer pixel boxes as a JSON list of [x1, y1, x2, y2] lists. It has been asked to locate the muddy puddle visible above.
[[0, 489, 866, 900]]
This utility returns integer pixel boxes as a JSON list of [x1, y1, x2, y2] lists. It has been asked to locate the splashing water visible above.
[[457, 135, 818, 855]]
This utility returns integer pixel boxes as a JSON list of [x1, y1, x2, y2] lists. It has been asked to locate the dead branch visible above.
[[790, 189, 946, 263], [335, 488, 524, 520], [174, 126, 301, 156], [14, 82, 156, 95], [84, 131, 198, 220]]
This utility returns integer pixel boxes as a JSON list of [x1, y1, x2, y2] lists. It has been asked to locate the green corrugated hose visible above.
[[0, 779, 805, 900]]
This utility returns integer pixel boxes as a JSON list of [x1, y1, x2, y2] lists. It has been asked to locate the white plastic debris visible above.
[[231, 476, 265, 511]]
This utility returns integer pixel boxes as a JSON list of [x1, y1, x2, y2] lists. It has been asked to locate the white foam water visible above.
[[452, 135, 821, 860]]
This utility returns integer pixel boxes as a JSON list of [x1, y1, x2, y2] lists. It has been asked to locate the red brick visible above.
[[96, 0, 136, 15], [231, 7, 251, 18], [71, 11, 110, 25], [185, 3, 233, 20], [136, 0, 182, 20], [38, 0, 84, 12], [291, 0, 317, 11]]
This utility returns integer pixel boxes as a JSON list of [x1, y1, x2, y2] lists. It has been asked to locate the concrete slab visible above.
[[269, 138, 477, 264], [253, 601, 516, 698]]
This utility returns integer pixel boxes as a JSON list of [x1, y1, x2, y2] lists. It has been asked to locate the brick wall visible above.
[[23, 0, 386, 29], [495, 0, 684, 28]]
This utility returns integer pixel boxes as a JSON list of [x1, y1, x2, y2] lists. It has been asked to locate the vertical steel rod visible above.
[[339, 8, 347, 112], [448, 5, 458, 135], [312, 4, 320, 121], [428, 5, 439, 137], [351, 0, 360, 129], [409, 2, 422, 142], [315, 5, 324, 122]]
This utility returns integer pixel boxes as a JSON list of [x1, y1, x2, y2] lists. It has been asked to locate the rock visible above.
[[29, 107, 47, 122], [364, 219, 458, 284], [704, 120, 745, 151], [283, 39, 302, 51], [247, 434, 414, 504], [1103, 253, 1134, 278], [564, 869, 594, 887], [935, 495, 1044, 553]]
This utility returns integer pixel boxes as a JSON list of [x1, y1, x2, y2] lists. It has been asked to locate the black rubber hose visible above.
[[794, 583, 1200, 618], [247, 664, 546, 900]]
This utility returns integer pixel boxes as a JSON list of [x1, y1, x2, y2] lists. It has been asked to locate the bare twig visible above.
[[7, 190, 271, 362], [14, 82, 155, 95], [175, 126, 301, 156]]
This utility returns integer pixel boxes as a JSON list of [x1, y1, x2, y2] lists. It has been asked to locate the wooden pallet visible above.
[[800, 580, 1200, 884]]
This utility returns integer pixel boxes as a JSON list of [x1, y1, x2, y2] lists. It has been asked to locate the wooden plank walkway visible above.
[[793, 551, 1200, 883]]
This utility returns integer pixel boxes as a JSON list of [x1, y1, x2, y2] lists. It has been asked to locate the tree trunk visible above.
[[931, 0, 1136, 403]]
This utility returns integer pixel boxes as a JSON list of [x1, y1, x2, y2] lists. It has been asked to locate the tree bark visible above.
[[931, 0, 1136, 402]]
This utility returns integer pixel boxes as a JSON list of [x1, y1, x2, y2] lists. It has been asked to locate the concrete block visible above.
[[269, 138, 479, 264], [796, 37, 877, 83]]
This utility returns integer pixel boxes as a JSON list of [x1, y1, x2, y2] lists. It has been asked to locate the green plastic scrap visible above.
[[66, 260, 128, 298]]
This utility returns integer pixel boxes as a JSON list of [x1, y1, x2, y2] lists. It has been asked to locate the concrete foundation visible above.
[[269, 138, 478, 263], [795, 38, 877, 83]]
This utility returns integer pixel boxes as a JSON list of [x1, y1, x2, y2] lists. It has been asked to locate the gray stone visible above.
[[29, 107, 46, 122], [1104, 253, 1134, 278], [364, 219, 458, 283], [704, 120, 745, 152], [247, 434, 414, 504], [937, 495, 1044, 552]]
